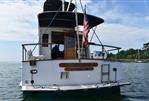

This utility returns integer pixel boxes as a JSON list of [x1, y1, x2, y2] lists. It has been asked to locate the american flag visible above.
[[82, 10, 90, 46]]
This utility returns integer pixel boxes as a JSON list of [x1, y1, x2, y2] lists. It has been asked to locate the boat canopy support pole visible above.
[[67, 0, 73, 11], [62, 0, 65, 11], [102, 45, 104, 59], [22, 45, 24, 61]]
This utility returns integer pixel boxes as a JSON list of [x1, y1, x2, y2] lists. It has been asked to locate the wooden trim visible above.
[[59, 63, 98, 68], [64, 67, 94, 71]]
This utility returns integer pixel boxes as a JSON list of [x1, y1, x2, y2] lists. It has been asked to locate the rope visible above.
[[92, 28, 108, 55], [92, 28, 103, 46], [90, 26, 97, 42]]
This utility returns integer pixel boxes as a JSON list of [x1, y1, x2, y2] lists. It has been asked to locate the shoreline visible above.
[[118, 59, 149, 63]]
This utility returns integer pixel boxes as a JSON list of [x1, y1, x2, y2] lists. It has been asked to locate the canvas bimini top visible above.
[[38, 11, 104, 28], [38, 0, 104, 28]]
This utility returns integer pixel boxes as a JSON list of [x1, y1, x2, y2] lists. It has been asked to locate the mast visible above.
[[138, 49, 140, 60]]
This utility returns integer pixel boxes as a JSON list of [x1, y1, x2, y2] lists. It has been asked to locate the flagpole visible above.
[[75, 0, 81, 59], [81, 5, 86, 58]]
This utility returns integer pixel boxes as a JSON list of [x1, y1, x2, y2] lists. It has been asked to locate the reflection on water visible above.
[[0, 62, 149, 101]]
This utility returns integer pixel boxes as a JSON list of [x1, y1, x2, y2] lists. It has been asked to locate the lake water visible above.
[[0, 62, 149, 101]]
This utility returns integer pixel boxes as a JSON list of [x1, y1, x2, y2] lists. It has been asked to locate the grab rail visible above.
[[22, 43, 121, 61]]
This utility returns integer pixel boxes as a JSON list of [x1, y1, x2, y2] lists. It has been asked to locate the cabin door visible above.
[[64, 32, 76, 59]]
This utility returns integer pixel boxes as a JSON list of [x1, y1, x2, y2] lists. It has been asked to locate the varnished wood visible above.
[[64, 32, 77, 59], [59, 62, 98, 68], [64, 67, 94, 71]]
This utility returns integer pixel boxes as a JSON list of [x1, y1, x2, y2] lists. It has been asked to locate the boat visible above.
[[20, 0, 130, 96], [135, 49, 144, 63]]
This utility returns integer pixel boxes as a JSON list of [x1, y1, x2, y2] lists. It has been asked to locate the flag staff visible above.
[[74, 0, 81, 59], [81, 5, 90, 58]]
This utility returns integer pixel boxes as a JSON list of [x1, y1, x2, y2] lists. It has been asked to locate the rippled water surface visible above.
[[0, 62, 149, 101]]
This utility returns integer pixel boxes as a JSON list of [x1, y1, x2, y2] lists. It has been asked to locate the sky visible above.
[[0, 0, 149, 61]]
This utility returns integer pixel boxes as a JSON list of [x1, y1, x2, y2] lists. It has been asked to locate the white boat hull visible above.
[[21, 59, 129, 92]]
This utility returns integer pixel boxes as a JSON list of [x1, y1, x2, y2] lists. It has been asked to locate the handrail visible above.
[[22, 42, 121, 50], [22, 42, 121, 61], [89, 42, 121, 50], [22, 43, 52, 46]]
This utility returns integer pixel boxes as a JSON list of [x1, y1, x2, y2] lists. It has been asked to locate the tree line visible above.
[[108, 48, 149, 60]]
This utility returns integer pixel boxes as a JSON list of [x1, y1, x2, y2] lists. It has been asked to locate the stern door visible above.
[[64, 32, 76, 59]]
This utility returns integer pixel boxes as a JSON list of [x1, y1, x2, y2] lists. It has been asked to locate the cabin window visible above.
[[65, 36, 75, 48], [51, 32, 64, 44], [42, 34, 49, 47], [51, 32, 64, 59], [52, 44, 64, 59]]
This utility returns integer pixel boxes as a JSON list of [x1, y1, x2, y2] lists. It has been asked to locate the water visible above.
[[0, 62, 149, 101]]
